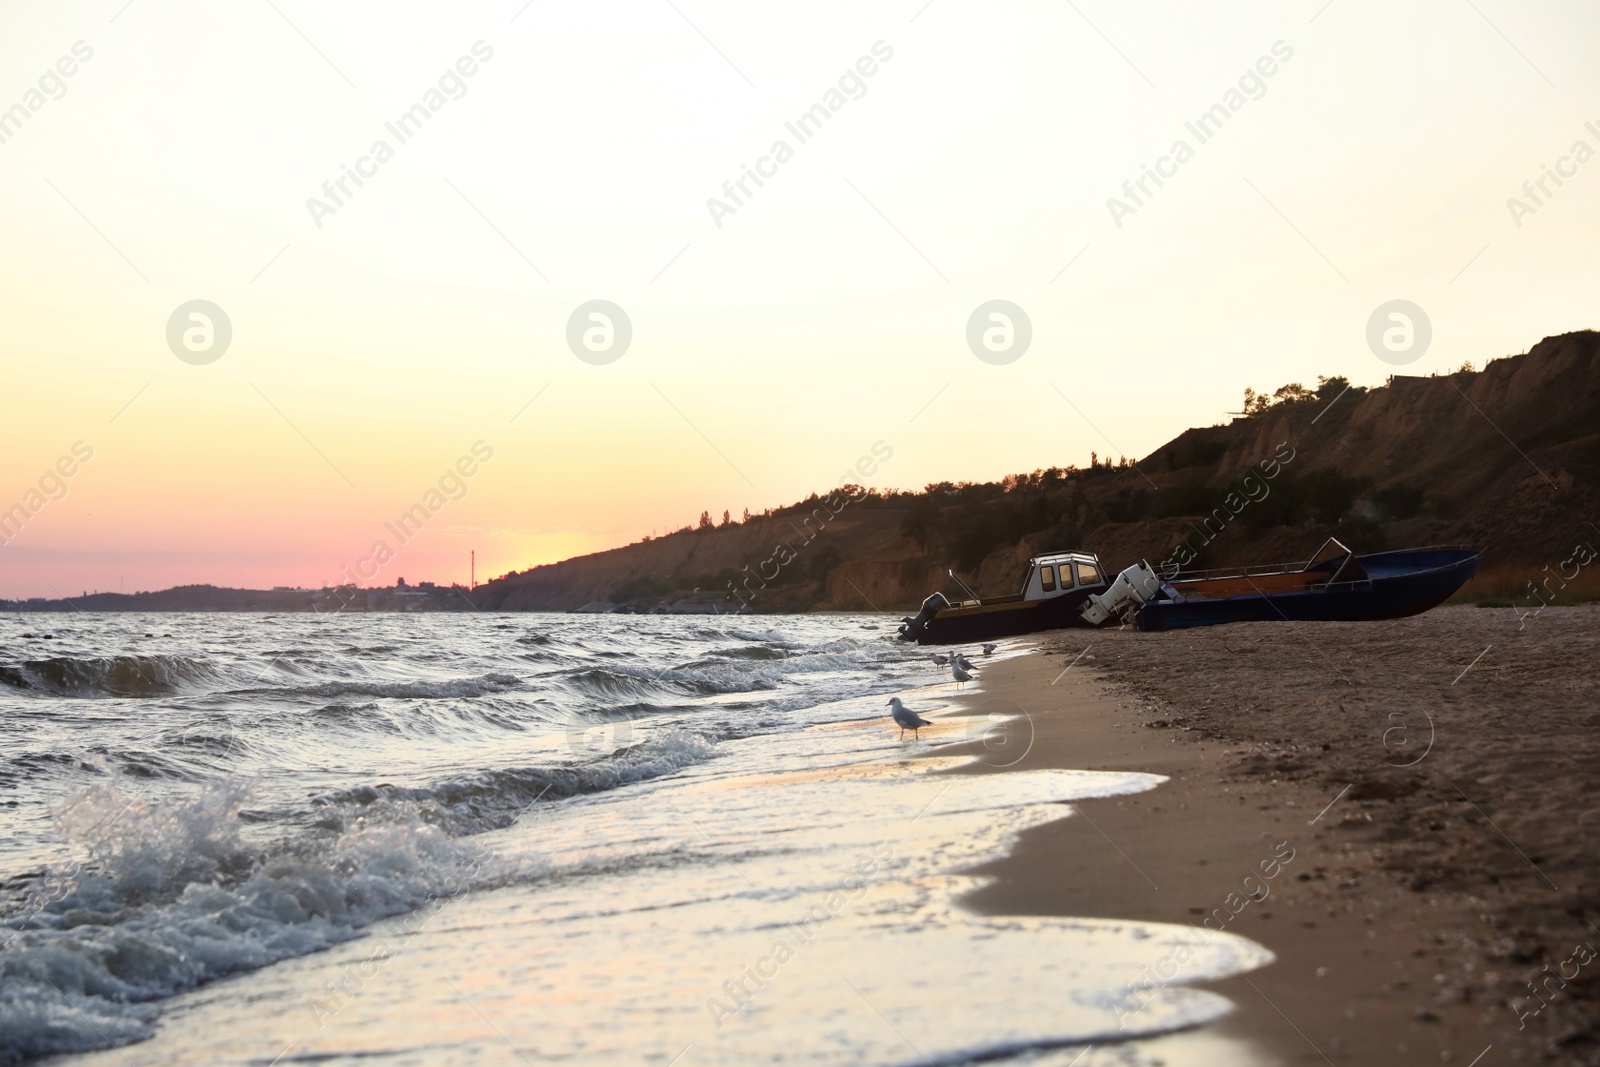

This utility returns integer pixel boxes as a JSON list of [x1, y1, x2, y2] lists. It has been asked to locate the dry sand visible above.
[[936, 604, 1600, 1066]]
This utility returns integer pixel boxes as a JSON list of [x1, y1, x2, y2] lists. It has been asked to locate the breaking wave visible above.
[[0, 726, 716, 1062], [235, 671, 525, 701], [0, 655, 216, 698], [315, 730, 717, 835], [0, 779, 493, 1064]]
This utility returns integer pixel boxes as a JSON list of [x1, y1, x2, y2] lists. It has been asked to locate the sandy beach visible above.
[[945, 604, 1600, 1065]]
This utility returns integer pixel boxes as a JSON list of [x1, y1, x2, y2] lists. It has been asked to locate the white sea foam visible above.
[[128, 757, 1273, 1067], [0, 779, 496, 1063]]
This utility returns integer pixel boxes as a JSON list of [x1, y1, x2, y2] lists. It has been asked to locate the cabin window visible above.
[[1077, 562, 1101, 585], [1039, 564, 1056, 592]]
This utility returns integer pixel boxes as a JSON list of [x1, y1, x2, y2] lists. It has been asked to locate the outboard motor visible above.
[[1079, 562, 1164, 626], [896, 592, 951, 642]]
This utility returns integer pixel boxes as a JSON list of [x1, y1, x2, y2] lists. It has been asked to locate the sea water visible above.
[[0, 612, 1273, 1065]]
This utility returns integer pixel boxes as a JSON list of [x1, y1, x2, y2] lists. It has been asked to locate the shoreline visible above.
[[937, 627, 1539, 1065]]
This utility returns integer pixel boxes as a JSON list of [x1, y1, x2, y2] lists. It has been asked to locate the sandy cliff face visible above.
[[1172, 333, 1598, 499], [1116, 331, 1599, 577], [472, 331, 1599, 612]]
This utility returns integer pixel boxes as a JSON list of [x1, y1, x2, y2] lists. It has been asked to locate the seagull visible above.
[[981, 643, 997, 655], [954, 653, 977, 672], [888, 697, 933, 740], [930, 653, 950, 666], [950, 661, 973, 689]]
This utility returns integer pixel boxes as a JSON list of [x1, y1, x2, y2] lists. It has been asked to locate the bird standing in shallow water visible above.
[[930, 653, 949, 666], [954, 653, 977, 672], [887, 697, 933, 740], [981, 643, 997, 655]]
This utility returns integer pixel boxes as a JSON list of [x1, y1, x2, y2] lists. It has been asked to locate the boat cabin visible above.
[[1021, 552, 1105, 601]]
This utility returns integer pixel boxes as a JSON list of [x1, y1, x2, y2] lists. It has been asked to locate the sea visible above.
[[0, 612, 1274, 1066]]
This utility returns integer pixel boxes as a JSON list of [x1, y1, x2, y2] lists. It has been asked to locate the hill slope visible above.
[[469, 330, 1600, 613]]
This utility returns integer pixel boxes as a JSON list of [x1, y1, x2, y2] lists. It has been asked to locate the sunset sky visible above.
[[1, 0, 1596, 597]]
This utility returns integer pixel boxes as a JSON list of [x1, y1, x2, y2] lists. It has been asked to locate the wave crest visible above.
[[317, 730, 716, 836], [237, 672, 523, 701], [0, 782, 494, 1064], [0, 655, 215, 698]]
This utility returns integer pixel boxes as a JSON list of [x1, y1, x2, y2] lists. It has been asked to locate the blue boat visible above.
[[1129, 541, 1482, 632]]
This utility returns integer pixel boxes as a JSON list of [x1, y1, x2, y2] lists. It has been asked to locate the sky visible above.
[[0, 0, 1596, 597]]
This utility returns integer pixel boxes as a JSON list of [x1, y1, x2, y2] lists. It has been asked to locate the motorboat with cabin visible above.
[[896, 551, 1110, 645]]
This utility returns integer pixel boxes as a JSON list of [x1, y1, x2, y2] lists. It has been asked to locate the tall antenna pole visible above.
[[471, 550, 475, 590]]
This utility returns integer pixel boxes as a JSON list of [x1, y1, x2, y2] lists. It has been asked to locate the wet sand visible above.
[[946, 604, 1600, 1065]]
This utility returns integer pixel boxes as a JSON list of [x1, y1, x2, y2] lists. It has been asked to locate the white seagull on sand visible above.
[[888, 697, 933, 740], [950, 660, 973, 689], [930, 653, 950, 666], [954, 653, 977, 672], [981, 643, 997, 655]]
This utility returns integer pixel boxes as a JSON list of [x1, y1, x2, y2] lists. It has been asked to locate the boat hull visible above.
[[1135, 548, 1480, 632], [911, 585, 1106, 645]]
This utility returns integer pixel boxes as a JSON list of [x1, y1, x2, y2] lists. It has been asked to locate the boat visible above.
[[896, 539, 1480, 643], [896, 552, 1109, 645], [1127, 539, 1481, 631]]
